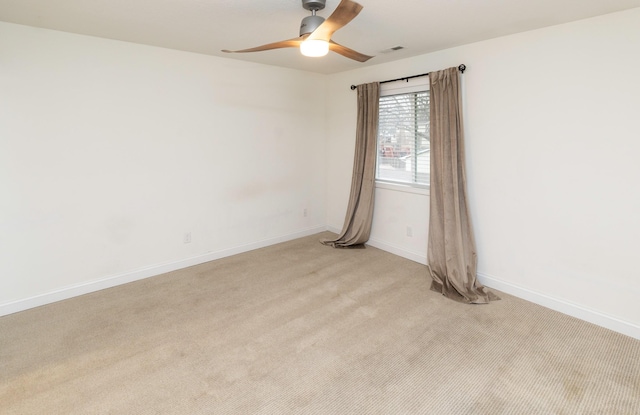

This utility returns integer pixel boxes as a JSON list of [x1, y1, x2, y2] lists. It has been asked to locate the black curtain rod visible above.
[[349, 64, 466, 90]]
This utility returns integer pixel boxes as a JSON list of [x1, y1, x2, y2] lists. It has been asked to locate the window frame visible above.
[[375, 77, 431, 192]]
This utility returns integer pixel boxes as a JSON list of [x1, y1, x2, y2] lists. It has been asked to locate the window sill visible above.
[[375, 181, 430, 196]]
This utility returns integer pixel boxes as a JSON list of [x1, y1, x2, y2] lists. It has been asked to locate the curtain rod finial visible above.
[[350, 85, 357, 90], [458, 64, 466, 73]]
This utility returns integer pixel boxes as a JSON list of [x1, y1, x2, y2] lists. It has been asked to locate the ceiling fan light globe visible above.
[[300, 40, 329, 57]]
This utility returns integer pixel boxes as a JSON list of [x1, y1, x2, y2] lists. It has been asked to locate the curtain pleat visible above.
[[427, 68, 499, 304], [323, 82, 380, 248]]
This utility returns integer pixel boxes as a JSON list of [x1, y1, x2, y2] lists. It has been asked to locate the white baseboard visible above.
[[357, 234, 640, 341], [0, 226, 326, 317], [366, 237, 427, 265], [326, 225, 341, 234], [477, 272, 639, 340], [325, 227, 429, 265], [8, 226, 637, 341]]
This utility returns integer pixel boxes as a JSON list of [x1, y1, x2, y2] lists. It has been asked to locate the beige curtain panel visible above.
[[323, 82, 380, 248], [427, 67, 499, 304]]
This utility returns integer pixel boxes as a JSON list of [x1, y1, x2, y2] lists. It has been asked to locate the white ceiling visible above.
[[1, 0, 639, 74]]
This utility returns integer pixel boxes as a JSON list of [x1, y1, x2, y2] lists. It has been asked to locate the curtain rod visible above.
[[349, 64, 466, 90]]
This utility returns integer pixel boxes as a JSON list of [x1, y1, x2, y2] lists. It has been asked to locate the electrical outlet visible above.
[[303, 208, 308, 217], [184, 232, 191, 244], [406, 226, 413, 237]]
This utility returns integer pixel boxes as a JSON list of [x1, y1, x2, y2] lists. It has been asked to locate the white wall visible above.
[[326, 8, 640, 338], [2, 8, 639, 339], [0, 22, 326, 314]]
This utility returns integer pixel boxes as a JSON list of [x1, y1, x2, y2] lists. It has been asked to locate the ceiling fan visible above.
[[222, 0, 373, 62]]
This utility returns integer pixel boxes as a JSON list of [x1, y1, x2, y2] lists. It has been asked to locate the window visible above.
[[376, 79, 430, 187]]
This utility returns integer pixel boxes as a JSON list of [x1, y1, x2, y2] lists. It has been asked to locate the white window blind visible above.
[[376, 86, 430, 186]]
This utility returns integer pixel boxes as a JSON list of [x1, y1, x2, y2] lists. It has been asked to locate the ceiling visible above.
[[1, 0, 639, 74]]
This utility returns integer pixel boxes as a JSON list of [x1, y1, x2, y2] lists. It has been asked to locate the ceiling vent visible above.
[[380, 46, 405, 54]]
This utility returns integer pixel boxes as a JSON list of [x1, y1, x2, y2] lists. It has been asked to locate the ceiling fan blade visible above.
[[308, 0, 363, 42], [329, 40, 373, 62], [222, 38, 302, 54]]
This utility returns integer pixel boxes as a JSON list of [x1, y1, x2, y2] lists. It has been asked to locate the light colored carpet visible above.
[[1, 232, 639, 414]]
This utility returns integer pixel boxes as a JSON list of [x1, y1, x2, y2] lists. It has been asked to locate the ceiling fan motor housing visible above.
[[302, 0, 326, 11], [300, 15, 325, 36]]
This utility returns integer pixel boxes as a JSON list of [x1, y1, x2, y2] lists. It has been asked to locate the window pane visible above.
[[376, 91, 430, 186]]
